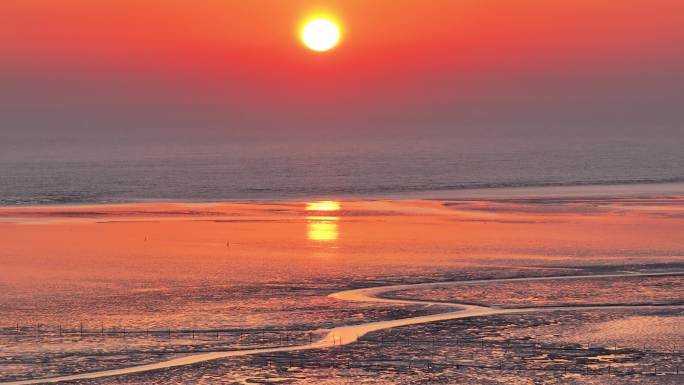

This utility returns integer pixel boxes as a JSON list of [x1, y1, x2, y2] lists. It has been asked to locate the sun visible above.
[[301, 18, 341, 52]]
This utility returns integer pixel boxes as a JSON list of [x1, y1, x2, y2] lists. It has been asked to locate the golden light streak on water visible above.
[[306, 216, 339, 242], [305, 201, 341, 212]]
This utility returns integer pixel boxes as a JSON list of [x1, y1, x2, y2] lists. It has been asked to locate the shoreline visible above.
[[2, 182, 684, 209]]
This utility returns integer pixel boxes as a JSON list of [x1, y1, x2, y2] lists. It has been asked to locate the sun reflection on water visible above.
[[306, 201, 340, 242], [306, 201, 341, 212], [307, 218, 339, 242]]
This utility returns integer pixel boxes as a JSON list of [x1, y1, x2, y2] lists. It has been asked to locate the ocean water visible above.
[[1, 136, 683, 205]]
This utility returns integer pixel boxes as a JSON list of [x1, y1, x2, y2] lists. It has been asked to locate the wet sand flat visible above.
[[1, 194, 684, 383]]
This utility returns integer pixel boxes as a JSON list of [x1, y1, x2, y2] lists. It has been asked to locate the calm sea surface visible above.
[[1, 136, 683, 205]]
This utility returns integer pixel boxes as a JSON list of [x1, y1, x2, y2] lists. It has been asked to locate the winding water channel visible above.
[[4, 271, 684, 384]]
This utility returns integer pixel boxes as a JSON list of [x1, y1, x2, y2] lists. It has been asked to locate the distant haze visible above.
[[1, 0, 683, 145]]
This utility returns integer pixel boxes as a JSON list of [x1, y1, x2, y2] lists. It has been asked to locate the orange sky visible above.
[[2, 0, 683, 139]]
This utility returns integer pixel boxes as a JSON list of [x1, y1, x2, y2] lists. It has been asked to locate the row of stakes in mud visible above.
[[4, 323, 684, 351], [4, 323, 684, 353], [6, 323, 318, 345], [3, 323, 682, 376]]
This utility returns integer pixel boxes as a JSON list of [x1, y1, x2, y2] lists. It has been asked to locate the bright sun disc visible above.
[[301, 18, 340, 52]]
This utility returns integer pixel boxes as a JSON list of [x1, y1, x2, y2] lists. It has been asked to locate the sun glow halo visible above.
[[301, 18, 341, 52]]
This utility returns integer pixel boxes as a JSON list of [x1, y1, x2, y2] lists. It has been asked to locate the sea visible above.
[[1, 135, 683, 206]]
